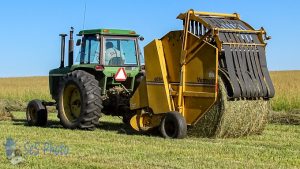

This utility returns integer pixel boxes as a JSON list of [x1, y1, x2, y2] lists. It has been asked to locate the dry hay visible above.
[[269, 110, 300, 125], [0, 99, 56, 120], [0, 99, 26, 112], [188, 79, 270, 138], [0, 100, 14, 121]]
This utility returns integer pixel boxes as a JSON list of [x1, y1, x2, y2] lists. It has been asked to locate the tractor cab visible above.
[[76, 29, 142, 67]]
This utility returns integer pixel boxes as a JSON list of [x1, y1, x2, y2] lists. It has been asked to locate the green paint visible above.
[[70, 64, 99, 71], [48, 28, 141, 99], [78, 29, 139, 37], [49, 67, 71, 76], [48, 64, 141, 99], [102, 67, 140, 77]]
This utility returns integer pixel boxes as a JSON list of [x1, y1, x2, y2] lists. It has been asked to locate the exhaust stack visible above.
[[59, 34, 67, 68], [68, 27, 74, 67]]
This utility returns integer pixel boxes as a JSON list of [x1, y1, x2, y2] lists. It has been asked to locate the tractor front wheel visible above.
[[26, 99, 48, 126], [159, 111, 187, 139], [58, 70, 102, 130]]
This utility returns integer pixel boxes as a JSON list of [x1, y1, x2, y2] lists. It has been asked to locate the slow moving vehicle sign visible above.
[[115, 68, 127, 81]]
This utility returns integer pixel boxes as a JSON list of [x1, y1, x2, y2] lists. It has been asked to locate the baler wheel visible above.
[[159, 112, 187, 139]]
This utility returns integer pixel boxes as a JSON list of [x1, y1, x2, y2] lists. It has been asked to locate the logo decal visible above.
[[4, 137, 24, 165]]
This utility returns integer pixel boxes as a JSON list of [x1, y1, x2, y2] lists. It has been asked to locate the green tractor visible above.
[[26, 27, 144, 130]]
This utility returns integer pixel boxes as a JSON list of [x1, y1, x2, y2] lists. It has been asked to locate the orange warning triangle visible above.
[[115, 68, 127, 81]]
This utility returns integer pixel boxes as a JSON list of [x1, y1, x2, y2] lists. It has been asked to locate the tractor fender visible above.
[[30, 99, 46, 110]]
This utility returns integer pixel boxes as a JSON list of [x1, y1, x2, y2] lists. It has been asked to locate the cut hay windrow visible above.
[[269, 110, 300, 125], [188, 79, 270, 138], [0, 100, 14, 121]]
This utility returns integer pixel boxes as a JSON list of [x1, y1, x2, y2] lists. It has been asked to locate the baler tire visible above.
[[159, 112, 187, 139], [58, 70, 102, 130], [26, 100, 48, 126]]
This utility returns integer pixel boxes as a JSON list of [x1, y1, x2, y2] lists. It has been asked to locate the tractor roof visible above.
[[78, 28, 139, 37]]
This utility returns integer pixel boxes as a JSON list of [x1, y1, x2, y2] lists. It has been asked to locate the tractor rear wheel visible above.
[[26, 99, 48, 126], [159, 112, 187, 139], [58, 70, 102, 130]]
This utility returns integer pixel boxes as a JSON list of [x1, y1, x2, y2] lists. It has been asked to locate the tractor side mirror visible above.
[[76, 39, 81, 46], [139, 36, 144, 41]]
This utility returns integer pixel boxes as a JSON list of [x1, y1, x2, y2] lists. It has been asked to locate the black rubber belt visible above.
[[251, 41, 268, 97], [240, 46, 255, 97], [221, 32, 263, 98], [251, 35, 275, 98], [244, 45, 259, 97], [223, 45, 241, 97], [248, 44, 263, 97], [231, 33, 252, 97], [208, 18, 223, 28], [202, 17, 218, 28], [195, 22, 199, 36], [227, 32, 247, 97], [245, 33, 267, 97], [223, 16, 265, 97], [199, 16, 274, 98], [257, 46, 275, 98], [236, 33, 255, 97], [219, 32, 242, 98], [223, 19, 251, 97]]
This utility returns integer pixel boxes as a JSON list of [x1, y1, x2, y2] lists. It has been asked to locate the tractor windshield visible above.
[[104, 38, 138, 66], [75, 36, 138, 66]]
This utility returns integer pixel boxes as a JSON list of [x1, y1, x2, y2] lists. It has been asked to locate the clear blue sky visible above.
[[0, 0, 299, 77]]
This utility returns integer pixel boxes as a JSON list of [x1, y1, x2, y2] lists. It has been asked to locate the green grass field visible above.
[[270, 71, 300, 111], [0, 71, 300, 168], [0, 112, 299, 169]]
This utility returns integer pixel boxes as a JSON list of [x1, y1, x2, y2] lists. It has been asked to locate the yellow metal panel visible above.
[[183, 91, 215, 98], [144, 40, 172, 114], [177, 10, 193, 115], [193, 11, 240, 19], [177, 10, 240, 22], [130, 110, 163, 131], [130, 77, 148, 110], [180, 29, 219, 125], [160, 31, 182, 83], [213, 28, 264, 34], [146, 84, 170, 113]]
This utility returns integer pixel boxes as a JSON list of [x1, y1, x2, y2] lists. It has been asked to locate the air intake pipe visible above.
[[68, 27, 74, 67], [59, 34, 67, 68]]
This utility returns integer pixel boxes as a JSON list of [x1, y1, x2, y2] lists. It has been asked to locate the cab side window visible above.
[[79, 36, 100, 64]]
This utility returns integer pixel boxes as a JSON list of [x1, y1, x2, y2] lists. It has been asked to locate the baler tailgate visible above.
[[178, 12, 275, 99], [217, 28, 274, 99]]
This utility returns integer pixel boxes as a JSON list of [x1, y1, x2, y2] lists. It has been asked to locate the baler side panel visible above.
[[143, 40, 173, 113], [181, 33, 219, 125]]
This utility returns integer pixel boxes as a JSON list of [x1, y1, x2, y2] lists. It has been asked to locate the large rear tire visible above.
[[159, 112, 187, 139], [26, 100, 48, 126], [58, 70, 102, 130]]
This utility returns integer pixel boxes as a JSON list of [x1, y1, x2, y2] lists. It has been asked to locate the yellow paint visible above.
[[129, 110, 163, 131], [129, 9, 267, 129], [62, 84, 81, 122], [129, 77, 148, 110], [143, 40, 172, 113]]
